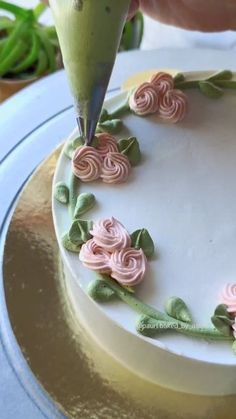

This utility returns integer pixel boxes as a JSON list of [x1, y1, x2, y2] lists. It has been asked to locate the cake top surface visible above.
[[53, 70, 236, 365]]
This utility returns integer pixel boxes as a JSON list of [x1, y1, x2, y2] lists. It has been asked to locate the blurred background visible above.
[[1, 0, 236, 102]]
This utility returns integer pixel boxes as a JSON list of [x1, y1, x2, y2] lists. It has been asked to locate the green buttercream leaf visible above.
[[173, 72, 185, 83], [62, 233, 81, 253], [69, 219, 93, 245], [118, 136, 141, 166], [211, 304, 234, 337], [87, 279, 115, 302], [165, 297, 192, 323], [54, 182, 69, 204], [99, 108, 110, 123], [232, 340, 236, 355], [214, 304, 232, 321], [74, 193, 96, 218], [136, 315, 173, 337], [207, 70, 233, 81], [97, 119, 123, 134], [211, 315, 232, 337], [131, 228, 154, 258], [198, 81, 223, 99], [64, 136, 84, 159]]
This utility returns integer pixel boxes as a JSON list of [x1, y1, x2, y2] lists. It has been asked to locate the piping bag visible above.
[[49, 0, 131, 144]]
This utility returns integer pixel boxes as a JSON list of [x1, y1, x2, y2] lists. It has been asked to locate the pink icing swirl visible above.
[[101, 152, 131, 184], [150, 72, 174, 95], [90, 217, 131, 252], [79, 239, 111, 274], [96, 133, 119, 158], [129, 82, 159, 116], [220, 283, 236, 313], [110, 247, 147, 286], [72, 146, 102, 182], [159, 89, 188, 123]]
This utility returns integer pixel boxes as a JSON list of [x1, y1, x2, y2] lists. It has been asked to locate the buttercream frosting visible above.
[[90, 217, 131, 252], [129, 82, 159, 116], [79, 238, 111, 273], [72, 146, 103, 182], [96, 133, 119, 158], [159, 89, 188, 123], [110, 247, 147, 286], [101, 152, 131, 184], [150, 71, 174, 95]]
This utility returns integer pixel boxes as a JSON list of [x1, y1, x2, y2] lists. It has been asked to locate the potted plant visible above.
[[120, 11, 144, 51], [0, 1, 61, 102], [0, 1, 143, 102]]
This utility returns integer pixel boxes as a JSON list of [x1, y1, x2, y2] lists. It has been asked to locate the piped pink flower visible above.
[[150, 72, 174, 96], [110, 247, 147, 286], [72, 146, 103, 182], [159, 89, 188, 123], [96, 133, 119, 158], [220, 283, 236, 314], [79, 239, 111, 273], [129, 82, 159, 116], [90, 217, 131, 252], [101, 152, 131, 184]]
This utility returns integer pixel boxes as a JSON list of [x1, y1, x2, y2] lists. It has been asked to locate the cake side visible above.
[[53, 70, 236, 394]]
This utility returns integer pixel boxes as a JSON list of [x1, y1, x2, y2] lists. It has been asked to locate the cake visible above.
[[52, 70, 236, 396]]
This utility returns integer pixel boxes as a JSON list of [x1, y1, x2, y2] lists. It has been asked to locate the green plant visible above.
[[120, 11, 144, 51], [0, 1, 61, 79]]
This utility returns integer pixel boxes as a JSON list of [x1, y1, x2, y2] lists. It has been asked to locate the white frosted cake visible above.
[[52, 70, 236, 395]]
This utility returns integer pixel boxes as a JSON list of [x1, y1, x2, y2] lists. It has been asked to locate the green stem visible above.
[[0, 1, 29, 18], [100, 275, 233, 341], [175, 80, 236, 90], [69, 173, 78, 221], [139, 317, 232, 340], [33, 3, 47, 20], [36, 27, 56, 72], [175, 80, 200, 89]]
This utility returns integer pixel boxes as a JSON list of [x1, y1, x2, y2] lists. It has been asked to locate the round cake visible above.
[[52, 70, 236, 395]]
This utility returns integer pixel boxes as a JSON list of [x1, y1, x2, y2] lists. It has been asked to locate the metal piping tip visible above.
[[77, 116, 98, 146]]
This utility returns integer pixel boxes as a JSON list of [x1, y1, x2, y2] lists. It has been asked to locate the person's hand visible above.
[[42, 0, 236, 32], [131, 0, 236, 32]]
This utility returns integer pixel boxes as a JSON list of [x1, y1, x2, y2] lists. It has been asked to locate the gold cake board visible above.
[[3, 149, 236, 418]]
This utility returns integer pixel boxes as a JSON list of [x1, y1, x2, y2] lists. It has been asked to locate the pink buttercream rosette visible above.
[[96, 133, 119, 158], [150, 72, 174, 95], [129, 72, 188, 123], [159, 89, 188, 123], [79, 239, 111, 274], [90, 217, 131, 252], [72, 146, 102, 182], [72, 133, 131, 184], [79, 217, 147, 286], [129, 82, 159, 116]]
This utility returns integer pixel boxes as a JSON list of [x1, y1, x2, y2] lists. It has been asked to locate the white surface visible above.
[[142, 15, 236, 50], [1, 49, 236, 415], [53, 73, 236, 395]]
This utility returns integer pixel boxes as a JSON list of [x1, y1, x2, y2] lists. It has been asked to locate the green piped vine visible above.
[[54, 72, 236, 352], [54, 166, 235, 348], [94, 70, 236, 122]]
